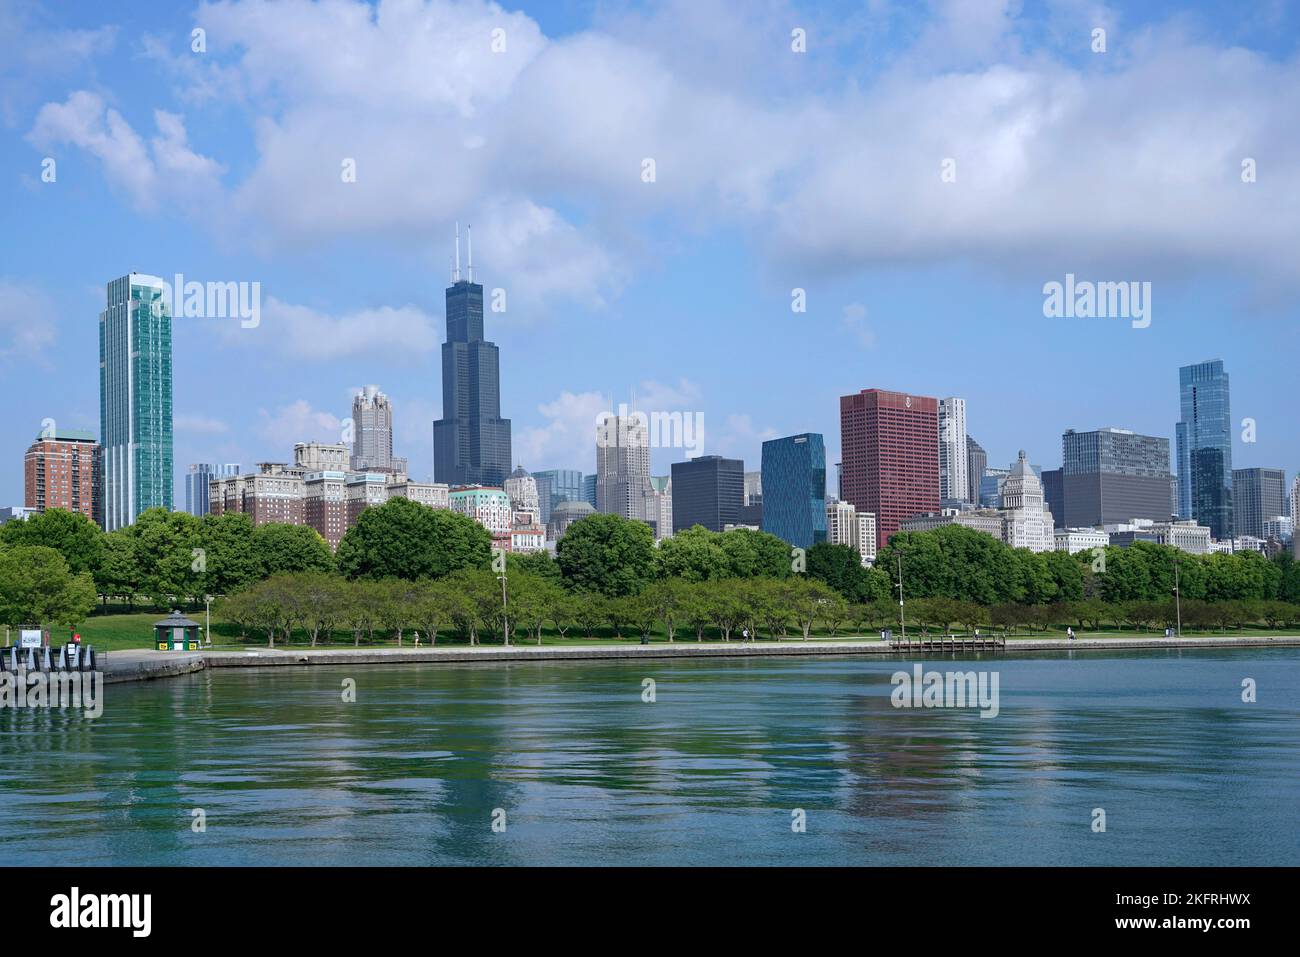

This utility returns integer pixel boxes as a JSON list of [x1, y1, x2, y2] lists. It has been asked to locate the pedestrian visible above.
[[1067, 626, 1075, 641], [413, 630, 421, 647]]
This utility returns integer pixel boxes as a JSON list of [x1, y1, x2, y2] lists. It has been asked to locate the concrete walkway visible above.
[[86, 635, 1300, 684]]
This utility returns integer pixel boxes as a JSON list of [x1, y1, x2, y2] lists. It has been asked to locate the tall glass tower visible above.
[[432, 226, 512, 487], [1175, 359, 1233, 539], [100, 273, 173, 530], [760, 433, 827, 548]]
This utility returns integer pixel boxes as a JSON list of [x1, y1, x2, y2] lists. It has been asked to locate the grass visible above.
[[20, 609, 1294, 653]]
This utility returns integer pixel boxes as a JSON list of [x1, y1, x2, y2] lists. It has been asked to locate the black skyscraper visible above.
[[433, 226, 512, 487]]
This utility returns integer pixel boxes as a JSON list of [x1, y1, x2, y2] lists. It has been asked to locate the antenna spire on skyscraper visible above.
[[467, 224, 473, 283], [454, 221, 461, 282]]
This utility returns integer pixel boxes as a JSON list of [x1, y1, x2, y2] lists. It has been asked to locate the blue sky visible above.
[[2, 0, 1298, 506]]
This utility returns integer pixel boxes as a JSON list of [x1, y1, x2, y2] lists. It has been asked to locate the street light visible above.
[[896, 551, 906, 640], [204, 594, 213, 647], [1172, 557, 1182, 637]]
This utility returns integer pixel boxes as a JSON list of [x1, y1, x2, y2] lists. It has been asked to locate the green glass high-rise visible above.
[[100, 273, 173, 530]]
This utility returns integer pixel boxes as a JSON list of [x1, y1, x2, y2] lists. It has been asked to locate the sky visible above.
[[2, 0, 1298, 507]]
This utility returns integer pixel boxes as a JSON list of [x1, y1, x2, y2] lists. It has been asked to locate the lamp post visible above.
[[896, 551, 906, 640], [204, 595, 213, 646], [495, 549, 509, 647], [1172, 558, 1182, 637]]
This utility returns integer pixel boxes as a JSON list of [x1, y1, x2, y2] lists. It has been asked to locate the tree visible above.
[[254, 522, 334, 578], [718, 528, 791, 578], [572, 592, 609, 639], [555, 513, 656, 597], [506, 550, 562, 584], [337, 498, 491, 581], [132, 508, 204, 607], [788, 578, 838, 641], [411, 579, 454, 646], [94, 528, 142, 609], [805, 542, 873, 602], [683, 583, 714, 642], [705, 580, 745, 641], [0, 546, 96, 631], [0, 508, 103, 577], [656, 526, 729, 582], [292, 572, 345, 646], [644, 579, 690, 642], [198, 512, 260, 597]]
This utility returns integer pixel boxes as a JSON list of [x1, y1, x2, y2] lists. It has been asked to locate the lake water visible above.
[[2, 648, 1297, 866]]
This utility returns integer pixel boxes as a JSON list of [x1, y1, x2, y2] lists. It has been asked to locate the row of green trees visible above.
[[220, 572, 847, 647], [3, 501, 1299, 635], [220, 571, 1300, 648]]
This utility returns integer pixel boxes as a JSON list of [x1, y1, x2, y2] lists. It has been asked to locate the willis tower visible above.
[[433, 224, 512, 487]]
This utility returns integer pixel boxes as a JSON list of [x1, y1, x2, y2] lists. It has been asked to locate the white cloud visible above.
[[27, 90, 222, 210], [255, 399, 342, 451], [233, 297, 440, 362], [0, 278, 58, 359], [31, 0, 1300, 299]]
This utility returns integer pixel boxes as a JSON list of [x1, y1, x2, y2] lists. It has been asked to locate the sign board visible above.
[[19, 629, 42, 649]]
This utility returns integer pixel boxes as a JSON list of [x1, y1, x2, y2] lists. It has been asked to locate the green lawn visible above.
[[23, 610, 1293, 653]]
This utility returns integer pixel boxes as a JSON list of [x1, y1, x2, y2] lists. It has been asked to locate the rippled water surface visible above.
[[2, 648, 1297, 865]]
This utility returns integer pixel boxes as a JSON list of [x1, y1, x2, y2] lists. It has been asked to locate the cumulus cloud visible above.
[[27, 90, 222, 210], [255, 399, 343, 452], [0, 278, 58, 360], [31, 0, 1300, 301], [234, 297, 441, 362]]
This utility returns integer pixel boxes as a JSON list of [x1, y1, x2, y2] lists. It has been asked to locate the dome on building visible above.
[[551, 500, 594, 520], [510, 464, 530, 479]]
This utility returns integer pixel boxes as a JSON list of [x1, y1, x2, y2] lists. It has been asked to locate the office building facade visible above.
[[841, 389, 940, 550], [1175, 359, 1233, 538], [760, 433, 827, 548], [671, 455, 744, 533], [351, 385, 406, 475], [533, 468, 584, 525], [938, 397, 969, 504], [24, 429, 101, 524], [433, 230, 512, 487], [1233, 467, 1286, 540], [185, 462, 240, 517], [965, 436, 987, 506], [1061, 427, 1173, 528], [100, 273, 173, 529]]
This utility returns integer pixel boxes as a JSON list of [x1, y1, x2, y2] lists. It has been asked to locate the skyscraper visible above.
[[100, 273, 173, 530], [533, 469, 583, 525], [671, 455, 744, 533], [351, 385, 405, 475], [433, 226, 512, 487], [185, 463, 240, 517], [1175, 359, 1233, 539], [1061, 427, 1173, 528], [595, 410, 650, 520], [25, 429, 101, 524], [1233, 467, 1286, 540], [760, 433, 827, 548], [840, 389, 940, 550], [966, 436, 987, 506], [938, 397, 969, 504]]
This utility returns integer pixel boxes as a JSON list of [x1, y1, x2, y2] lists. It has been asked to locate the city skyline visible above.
[[3, 2, 1298, 527]]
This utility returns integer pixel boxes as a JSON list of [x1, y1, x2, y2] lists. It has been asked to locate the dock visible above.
[[888, 635, 1006, 653]]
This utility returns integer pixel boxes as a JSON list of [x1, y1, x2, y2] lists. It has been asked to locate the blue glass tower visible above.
[[760, 433, 827, 548], [433, 226, 512, 487], [1175, 359, 1233, 539]]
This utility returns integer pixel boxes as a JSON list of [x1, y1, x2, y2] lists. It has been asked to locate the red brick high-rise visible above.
[[24, 430, 102, 526], [840, 389, 940, 549]]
